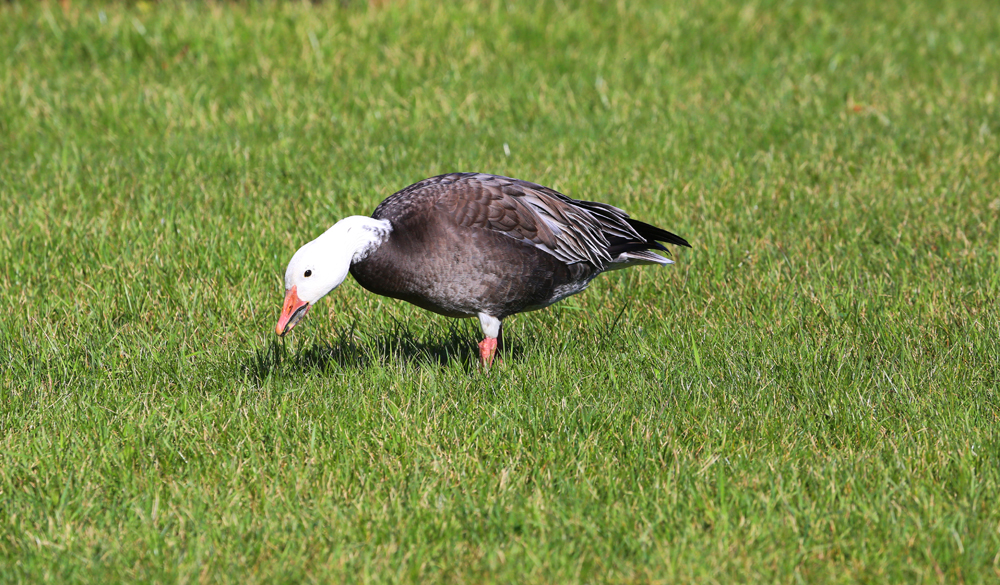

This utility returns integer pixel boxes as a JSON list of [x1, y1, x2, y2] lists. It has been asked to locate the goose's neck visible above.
[[320, 215, 393, 264]]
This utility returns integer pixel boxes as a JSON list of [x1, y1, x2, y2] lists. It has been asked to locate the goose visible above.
[[276, 172, 690, 366]]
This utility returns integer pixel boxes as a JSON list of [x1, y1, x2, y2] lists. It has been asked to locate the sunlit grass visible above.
[[1, 0, 999, 582]]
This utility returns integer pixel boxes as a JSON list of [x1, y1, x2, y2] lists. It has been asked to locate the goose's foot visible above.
[[478, 337, 498, 367], [477, 313, 503, 368]]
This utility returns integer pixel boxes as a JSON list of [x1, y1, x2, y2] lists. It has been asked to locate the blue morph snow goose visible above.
[[276, 172, 691, 365]]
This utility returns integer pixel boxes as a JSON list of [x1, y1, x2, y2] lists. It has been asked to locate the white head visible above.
[[275, 216, 391, 336]]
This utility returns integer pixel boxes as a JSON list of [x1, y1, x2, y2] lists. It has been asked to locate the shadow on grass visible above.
[[242, 321, 524, 381]]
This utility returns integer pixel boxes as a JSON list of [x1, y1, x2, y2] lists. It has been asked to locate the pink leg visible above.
[[478, 337, 498, 367]]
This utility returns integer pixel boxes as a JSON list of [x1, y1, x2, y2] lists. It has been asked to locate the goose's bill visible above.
[[276, 286, 310, 336]]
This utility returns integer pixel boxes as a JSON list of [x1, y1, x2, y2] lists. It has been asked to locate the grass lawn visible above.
[[2, 0, 999, 582]]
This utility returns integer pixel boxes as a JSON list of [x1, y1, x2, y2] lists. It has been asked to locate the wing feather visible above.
[[372, 172, 689, 268]]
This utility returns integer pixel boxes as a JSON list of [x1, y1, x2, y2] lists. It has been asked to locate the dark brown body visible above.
[[349, 173, 689, 321], [351, 211, 594, 319]]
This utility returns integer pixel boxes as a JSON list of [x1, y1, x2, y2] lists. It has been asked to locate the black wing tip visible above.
[[627, 218, 692, 249]]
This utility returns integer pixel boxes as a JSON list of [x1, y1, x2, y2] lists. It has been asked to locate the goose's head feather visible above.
[[276, 216, 391, 336]]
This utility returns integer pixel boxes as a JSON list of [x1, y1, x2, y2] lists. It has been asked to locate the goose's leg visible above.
[[477, 338, 497, 366], [477, 313, 502, 367]]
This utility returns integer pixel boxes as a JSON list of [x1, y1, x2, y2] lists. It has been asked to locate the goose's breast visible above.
[[350, 219, 592, 318]]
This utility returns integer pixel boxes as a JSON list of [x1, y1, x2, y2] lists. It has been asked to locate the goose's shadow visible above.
[[243, 321, 524, 380]]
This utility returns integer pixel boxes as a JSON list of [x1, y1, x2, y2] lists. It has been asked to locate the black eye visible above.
[[304, 270, 312, 277]]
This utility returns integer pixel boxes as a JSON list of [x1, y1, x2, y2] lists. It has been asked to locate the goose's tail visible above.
[[606, 219, 691, 268]]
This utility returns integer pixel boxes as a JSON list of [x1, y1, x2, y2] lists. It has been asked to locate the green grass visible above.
[[2, 0, 999, 582]]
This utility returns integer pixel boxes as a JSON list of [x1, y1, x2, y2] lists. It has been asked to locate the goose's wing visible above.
[[373, 173, 688, 268]]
